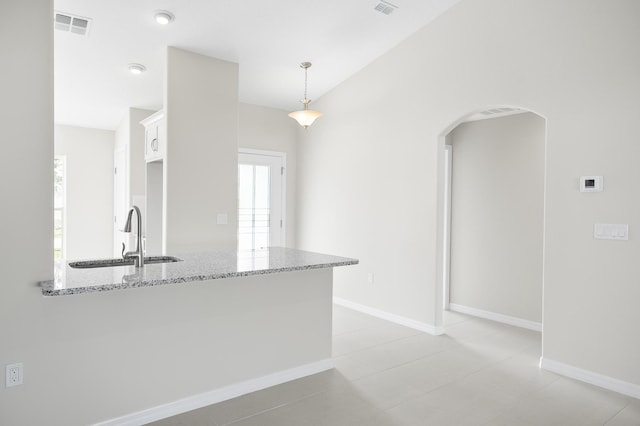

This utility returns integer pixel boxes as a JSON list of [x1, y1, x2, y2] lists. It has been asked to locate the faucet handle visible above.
[[121, 242, 126, 259]]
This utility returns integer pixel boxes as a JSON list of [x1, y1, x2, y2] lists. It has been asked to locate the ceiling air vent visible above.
[[54, 12, 92, 36], [374, 1, 398, 15]]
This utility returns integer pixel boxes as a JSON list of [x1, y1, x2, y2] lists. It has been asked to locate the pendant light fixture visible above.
[[288, 62, 322, 128]]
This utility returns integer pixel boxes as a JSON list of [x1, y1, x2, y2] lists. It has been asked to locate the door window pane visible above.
[[238, 164, 271, 250]]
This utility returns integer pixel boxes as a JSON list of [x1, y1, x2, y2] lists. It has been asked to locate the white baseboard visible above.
[[449, 303, 542, 332], [540, 357, 640, 399], [334, 297, 444, 335], [94, 358, 334, 426]]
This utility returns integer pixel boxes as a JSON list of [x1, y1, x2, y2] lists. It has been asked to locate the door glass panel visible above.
[[238, 164, 271, 250], [253, 165, 271, 249], [238, 150, 284, 250]]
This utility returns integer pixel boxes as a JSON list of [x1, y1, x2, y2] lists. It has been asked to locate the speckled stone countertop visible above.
[[40, 247, 358, 296]]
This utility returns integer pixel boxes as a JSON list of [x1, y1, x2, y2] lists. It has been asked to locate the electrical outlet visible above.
[[367, 272, 374, 284], [6, 363, 23, 388]]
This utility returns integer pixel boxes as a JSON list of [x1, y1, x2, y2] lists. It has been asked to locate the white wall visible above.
[[164, 47, 238, 252], [54, 125, 114, 259], [297, 0, 640, 389], [114, 112, 128, 150], [0, 0, 54, 421], [448, 113, 545, 323], [238, 103, 299, 247]]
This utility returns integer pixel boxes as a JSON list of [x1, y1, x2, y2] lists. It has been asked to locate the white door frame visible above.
[[113, 146, 128, 257], [443, 144, 452, 310], [238, 148, 287, 247]]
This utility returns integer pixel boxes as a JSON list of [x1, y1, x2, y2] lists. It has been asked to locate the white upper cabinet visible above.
[[140, 110, 165, 162]]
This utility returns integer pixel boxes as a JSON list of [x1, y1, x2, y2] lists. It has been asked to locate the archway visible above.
[[435, 106, 547, 338]]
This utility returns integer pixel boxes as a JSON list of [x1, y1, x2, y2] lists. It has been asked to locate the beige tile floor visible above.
[[148, 306, 640, 425]]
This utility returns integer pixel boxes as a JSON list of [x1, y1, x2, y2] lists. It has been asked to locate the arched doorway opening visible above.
[[437, 106, 547, 338]]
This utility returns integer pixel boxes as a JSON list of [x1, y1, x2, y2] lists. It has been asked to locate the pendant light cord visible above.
[[303, 66, 309, 110]]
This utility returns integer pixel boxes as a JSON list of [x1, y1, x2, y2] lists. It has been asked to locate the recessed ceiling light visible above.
[[128, 63, 146, 75], [154, 11, 174, 25]]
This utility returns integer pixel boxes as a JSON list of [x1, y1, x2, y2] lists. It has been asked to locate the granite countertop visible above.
[[39, 247, 358, 296]]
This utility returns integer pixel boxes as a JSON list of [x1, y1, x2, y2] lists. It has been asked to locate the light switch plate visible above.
[[216, 213, 228, 225], [594, 223, 628, 240]]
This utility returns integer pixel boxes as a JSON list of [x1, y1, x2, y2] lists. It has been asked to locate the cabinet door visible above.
[[156, 118, 165, 159], [143, 112, 165, 163], [145, 122, 161, 162]]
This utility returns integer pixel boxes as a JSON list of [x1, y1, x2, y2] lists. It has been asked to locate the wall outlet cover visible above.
[[6, 363, 23, 388]]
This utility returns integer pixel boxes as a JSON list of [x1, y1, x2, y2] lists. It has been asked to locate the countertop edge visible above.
[[41, 258, 359, 297]]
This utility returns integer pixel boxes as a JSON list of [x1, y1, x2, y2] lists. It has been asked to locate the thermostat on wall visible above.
[[580, 176, 603, 192]]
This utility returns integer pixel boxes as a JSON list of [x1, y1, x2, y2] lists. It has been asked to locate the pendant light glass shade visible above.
[[288, 109, 322, 128], [289, 62, 322, 128]]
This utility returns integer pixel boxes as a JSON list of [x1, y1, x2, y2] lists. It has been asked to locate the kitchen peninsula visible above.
[[39, 247, 357, 425]]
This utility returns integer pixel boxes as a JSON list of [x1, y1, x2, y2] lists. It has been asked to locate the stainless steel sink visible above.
[[69, 256, 182, 269]]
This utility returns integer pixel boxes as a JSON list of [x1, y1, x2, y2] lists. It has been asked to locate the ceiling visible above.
[[54, 0, 460, 130]]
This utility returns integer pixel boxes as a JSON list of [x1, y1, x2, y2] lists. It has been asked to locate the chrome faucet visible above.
[[121, 205, 144, 267]]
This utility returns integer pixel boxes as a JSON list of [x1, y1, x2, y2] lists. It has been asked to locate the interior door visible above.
[[238, 150, 285, 250]]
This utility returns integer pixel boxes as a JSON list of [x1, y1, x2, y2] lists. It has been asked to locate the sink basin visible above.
[[69, 256, 182, 269]]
